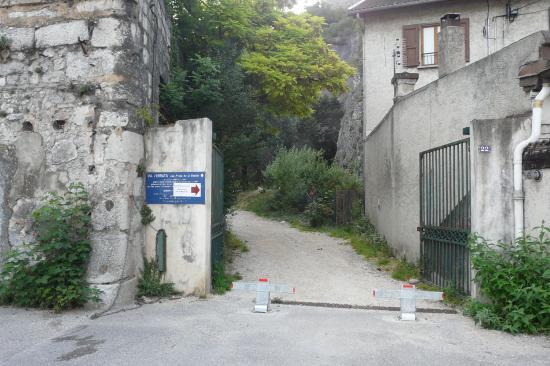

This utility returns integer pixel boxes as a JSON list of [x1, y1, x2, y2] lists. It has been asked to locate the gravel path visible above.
[[227, 210, 443, 309]]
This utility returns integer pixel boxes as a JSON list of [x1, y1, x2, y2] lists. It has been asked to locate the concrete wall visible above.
[[364, 31, 550, 261], [0, 0, 170, 308], [144, 119, 213, 296], [470, 114, 550, 246], [361, 0, 550, 134]]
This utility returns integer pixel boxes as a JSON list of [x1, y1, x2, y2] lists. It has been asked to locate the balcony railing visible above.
[[422, 52, 438, 66]]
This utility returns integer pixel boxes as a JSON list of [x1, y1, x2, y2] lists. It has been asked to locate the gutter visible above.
[[512, 84, 550, 238], [348, 0, 447, 15]]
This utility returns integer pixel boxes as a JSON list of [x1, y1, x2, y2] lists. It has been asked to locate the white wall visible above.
[[144, 119, 213, 296], [362, 0, 550, 134], [364, 31, 548, 261]]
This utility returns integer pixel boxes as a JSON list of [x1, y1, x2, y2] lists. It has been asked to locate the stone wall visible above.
[[364, 31, 549, 262], [334, 29, 363, 174], [0, 0, 170, 308]]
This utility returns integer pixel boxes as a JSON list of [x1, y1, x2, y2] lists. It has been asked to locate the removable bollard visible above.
[[232, 278, 296, 313], [373, 284, 444, 320]]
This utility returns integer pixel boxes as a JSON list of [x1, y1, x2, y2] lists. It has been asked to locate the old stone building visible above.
[[0, 0, 170, 308]]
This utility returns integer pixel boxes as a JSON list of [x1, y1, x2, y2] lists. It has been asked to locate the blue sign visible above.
[[146, 172, 206, 205]]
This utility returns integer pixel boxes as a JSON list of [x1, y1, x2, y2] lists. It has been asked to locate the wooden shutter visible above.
[[461, 18, 470, 62], [403, 25, 420, 67]]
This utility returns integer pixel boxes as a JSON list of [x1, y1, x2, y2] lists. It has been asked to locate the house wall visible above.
[[364, 31, 549, 261], [361, 0, 550, 135], [470, 113, 550, 246], [0, 0, 170, 309], [144, 119, 213, 296]]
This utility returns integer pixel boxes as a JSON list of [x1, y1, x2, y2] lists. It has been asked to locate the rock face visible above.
[[0, 0, 170, 309], [333, 29, 363, 175]]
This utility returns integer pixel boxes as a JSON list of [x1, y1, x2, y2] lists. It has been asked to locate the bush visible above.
[[465, 226, 550, 334], [0, 183, 100, 312], [137, 258, 178, 298], [264, 147, 361, 221]]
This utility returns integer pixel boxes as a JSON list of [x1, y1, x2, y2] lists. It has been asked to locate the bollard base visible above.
[[399, 312, 416, 321], [254, 304, 269, 313]]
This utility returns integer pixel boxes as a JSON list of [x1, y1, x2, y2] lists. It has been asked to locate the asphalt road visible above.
[[1, 211, 548, 365], [1, 297, 549, 366]]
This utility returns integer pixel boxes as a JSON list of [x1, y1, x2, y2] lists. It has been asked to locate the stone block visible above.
[[98, 111, 128, 127], [50, 139, 78, 165], [104, 130, 143, 164], [65, 49, 116, 81], [8, 8, 56, 19], [88, 233, 128, 284], [91, 18, 125, 48], [35, 21, 89, 48], [70, 105, 95, 126], [92, 196, 129, 231], [75, 0, 125, 13], [0, 27, 34, 50]]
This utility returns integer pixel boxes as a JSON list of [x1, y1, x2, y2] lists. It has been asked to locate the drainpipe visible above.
[[513, 83, 550, 238]]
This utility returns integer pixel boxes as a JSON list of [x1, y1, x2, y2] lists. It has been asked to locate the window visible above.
[[402, 19, 469, 68], [421, 25, 440, 66]]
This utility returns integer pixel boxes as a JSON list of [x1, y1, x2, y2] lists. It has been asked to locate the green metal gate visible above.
[[211, 145, 224, 267], [419, 138, 471, 294]]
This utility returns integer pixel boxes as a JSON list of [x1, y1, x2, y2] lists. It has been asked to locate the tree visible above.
[[240, 14, 355, 117]]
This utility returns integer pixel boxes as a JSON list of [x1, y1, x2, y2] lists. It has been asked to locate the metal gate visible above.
[[211, 145, 224, 267], [419, 138, 471, 294]]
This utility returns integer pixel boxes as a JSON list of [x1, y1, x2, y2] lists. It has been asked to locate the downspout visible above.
[[513, 83, 550, 238]]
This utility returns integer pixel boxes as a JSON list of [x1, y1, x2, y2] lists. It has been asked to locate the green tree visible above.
[[240, 14, 355, 117]]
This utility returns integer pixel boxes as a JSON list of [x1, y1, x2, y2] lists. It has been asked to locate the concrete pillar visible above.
[[144, 118, 213, 296], [392, 72, 419, 101], [439, 13, 465, 78]]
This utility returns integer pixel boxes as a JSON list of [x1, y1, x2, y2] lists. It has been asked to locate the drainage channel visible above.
[[273, 300, 458, 314]]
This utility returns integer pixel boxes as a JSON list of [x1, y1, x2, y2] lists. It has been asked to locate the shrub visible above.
[[137, 258, 177, 298], [0, 183, 100, 312], [465, 226, 550, 334], [264, 147, 361, 218]]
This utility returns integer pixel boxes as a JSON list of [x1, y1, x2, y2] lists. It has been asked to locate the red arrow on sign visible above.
[[191, 185, 200, 195]]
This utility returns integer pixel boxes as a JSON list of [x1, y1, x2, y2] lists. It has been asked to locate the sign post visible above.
[[145, 172, 206, 205], [373, 284, 444, 320], [232, 278, 296, 313]]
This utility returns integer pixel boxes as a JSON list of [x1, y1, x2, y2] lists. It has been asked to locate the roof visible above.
[[348, 0, 448, 14]]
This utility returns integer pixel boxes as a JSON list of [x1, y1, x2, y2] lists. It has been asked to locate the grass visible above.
[[211, 230, 248, 294], [137, 259, 179, 298], [236, 190, 422, 283]]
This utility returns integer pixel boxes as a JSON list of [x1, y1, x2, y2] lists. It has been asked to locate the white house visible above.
[[348, 0, 550, 294], [349, 0, 550, 133]]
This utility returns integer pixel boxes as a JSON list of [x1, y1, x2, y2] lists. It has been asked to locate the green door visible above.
[[211, 145, 224, 267]]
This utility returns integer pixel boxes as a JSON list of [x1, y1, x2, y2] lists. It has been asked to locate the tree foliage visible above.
[[240, 14, 355, 117], [162, 0, 355, 202]]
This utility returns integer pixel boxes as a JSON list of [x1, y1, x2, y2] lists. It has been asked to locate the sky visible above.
[[290, 0, 319, 14]]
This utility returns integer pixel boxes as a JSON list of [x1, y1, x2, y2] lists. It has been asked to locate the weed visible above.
[[391, 261, 420, 281], [465, 227, 550, 334], [0, 35, 11, 51], [137, 106, 154, 127], [34, 66, 44, 74], [212, 263, 241, 295], [0, 111, 7, 118], [136, 162, 146, 177], [78, 83, 95, 97], [0, 183, 101, 312], [224, 231, 247, 265], [140, 204, 155, 225], [137, 258, 178, 298]]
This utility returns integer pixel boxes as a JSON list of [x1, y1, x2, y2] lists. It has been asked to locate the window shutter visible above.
[[402, 25, 420, 67], [461, 18, 470, 62]]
